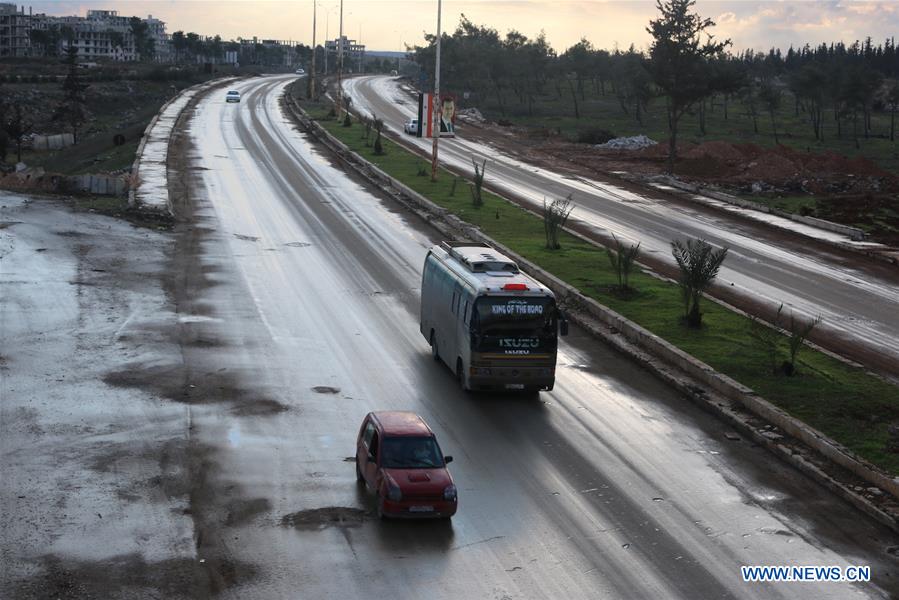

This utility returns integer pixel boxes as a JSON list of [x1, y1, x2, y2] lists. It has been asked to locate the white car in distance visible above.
[[404, 118, 419, 135], [225, 90, 241, 103]]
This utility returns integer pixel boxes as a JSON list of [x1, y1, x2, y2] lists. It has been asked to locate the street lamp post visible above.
[[337, 0, 344, 115], [430, 0, 442, 182], [324, 7, 330, 75], [309, 0, 317, 98]]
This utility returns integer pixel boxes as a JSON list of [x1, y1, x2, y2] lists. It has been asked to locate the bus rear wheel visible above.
[[430, 331, 440, 362]]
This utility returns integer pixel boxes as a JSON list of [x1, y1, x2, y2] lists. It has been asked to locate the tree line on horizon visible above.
[[412, 0, 899, 172]]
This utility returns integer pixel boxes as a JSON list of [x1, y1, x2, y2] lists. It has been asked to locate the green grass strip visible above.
[[308, 102, 899, 475]]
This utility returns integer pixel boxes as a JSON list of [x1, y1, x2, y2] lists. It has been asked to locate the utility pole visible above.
[[337, 0, 344, 115], [309, 0, 317, 98], [430, 0, 442, 182]]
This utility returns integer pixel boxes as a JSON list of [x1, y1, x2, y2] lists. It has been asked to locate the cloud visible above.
[[17, 1, 899, 55], [717, 11, 737, 24]]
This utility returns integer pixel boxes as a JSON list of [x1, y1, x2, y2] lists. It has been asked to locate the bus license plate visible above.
[[409, 506, 434, 513]]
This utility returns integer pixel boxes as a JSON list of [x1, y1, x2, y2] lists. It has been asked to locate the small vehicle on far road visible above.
[[225, 90, 241, 103], [404, 118, 419, 135], [295, 68, 305, 75], [356, 411, 457, 519]]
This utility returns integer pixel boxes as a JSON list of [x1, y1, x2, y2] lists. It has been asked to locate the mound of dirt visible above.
[[682, 141, 746, 163], [738, 153, 801, 183]]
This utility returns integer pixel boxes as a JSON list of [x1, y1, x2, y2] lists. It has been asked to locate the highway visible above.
[[171, 74, 898, 597], [342, 75, 899, 378], [5, 74, 898, 598]]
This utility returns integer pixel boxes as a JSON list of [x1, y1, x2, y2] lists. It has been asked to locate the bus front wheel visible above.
[[456, 358, 471, 392]]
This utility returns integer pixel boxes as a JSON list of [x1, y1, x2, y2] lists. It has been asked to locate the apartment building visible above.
[[324, 35, 365, 73], [0, 4, 170, 61], [0, 3, 30, 57]]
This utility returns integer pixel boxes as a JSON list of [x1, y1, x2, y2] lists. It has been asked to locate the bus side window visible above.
[[463, 300, 470, 325], [451, 290, 458, 314]]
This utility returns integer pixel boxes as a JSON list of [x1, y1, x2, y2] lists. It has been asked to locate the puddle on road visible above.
[[178, 315, 222, 324], [227, 424, 241, 448], [312, 386, 340, 394], [230, 398, 289, 417], [281, 507, 370, 530], [233, 233, 260, 242], [284, 241, 312, 248], [758, 527, 795, 537]]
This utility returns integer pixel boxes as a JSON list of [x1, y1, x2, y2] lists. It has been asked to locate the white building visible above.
[[325, 35, 364, 73], [0, 4, 170, 61]]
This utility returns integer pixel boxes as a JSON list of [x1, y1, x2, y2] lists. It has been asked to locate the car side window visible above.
[[362, 422, 375, 447]]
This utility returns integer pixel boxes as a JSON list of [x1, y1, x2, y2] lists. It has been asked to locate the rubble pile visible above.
[[457, 107, 486, 123], [595, 135, 657, 150]]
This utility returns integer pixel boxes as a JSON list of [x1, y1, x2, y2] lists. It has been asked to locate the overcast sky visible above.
[[20, 1, 899, 54]]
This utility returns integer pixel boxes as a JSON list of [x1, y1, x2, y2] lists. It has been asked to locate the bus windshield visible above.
[[472, 296, 556, 335]]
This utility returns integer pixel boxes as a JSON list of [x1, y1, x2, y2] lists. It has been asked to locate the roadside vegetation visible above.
[[0, 61, 223, 177], [412, 4, 899, 175], [299, 93, 899, 475], [409, 0, 899, 242]]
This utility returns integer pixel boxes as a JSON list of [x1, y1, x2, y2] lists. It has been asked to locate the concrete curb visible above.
[[284, 91, 899, 532], [130, 77, 240, 217]]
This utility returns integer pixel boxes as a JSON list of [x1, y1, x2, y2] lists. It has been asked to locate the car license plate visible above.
[[505, 383, 525, 390], [409, 506, 434, 513]]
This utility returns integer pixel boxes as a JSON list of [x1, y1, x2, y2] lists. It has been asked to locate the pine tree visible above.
[[53, 46, 89, 144]]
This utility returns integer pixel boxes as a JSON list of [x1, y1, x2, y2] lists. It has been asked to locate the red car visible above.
[[356, 411, 458, 519]]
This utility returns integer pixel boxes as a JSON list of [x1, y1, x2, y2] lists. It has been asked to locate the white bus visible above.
[[420, 242, 568, 392]]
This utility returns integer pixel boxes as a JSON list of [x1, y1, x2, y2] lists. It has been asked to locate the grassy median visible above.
[[303, 99, 899, 475]]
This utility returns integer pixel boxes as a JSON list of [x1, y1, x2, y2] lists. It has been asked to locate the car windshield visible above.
[[227, 91, 239, 95], [381, 436, 443, 469]]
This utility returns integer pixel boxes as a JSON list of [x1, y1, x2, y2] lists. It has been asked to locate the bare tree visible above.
[[748, 303, 784, 374], [784, 311, 822, 376], [5, 102, 34, 162], [758, 78, 782, 145], [886, 81, 899, 143]]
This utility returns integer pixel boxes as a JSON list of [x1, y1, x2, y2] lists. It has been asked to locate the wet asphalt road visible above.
[[178, 75, 899, 597], [342, 76, 899, 377], [1, 76, 898, 599]]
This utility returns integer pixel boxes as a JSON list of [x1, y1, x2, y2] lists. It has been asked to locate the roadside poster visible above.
[[423, 93, 457, 138]]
